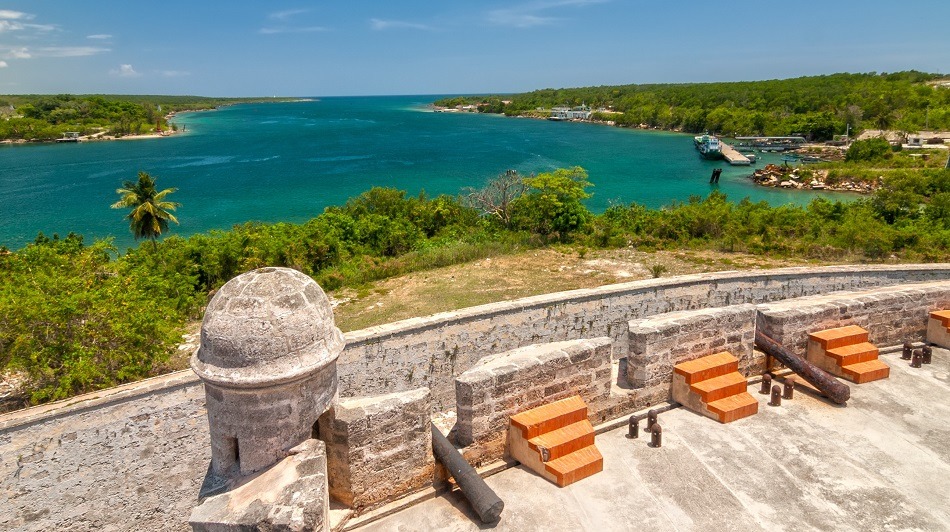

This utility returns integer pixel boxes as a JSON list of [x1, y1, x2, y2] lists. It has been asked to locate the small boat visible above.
[[694, 134, 723, 160]]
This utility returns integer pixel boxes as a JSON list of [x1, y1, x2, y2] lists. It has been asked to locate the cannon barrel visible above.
[[430, 423, 504, 524], [754, 331, 850, 405]]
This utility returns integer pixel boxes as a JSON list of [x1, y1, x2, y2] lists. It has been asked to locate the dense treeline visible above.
[[0, 94, 278, 140], [436, 71, 950, 140], [3, 165, 950, 405]]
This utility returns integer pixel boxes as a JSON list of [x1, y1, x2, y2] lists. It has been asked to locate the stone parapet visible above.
[[756, 281, 950, 355], [318, 388, 433, 510], [0, 371, 207, 532], [627, 304, 757, 389], [454, 337, 612, 448], [340, 265, 950, 410]]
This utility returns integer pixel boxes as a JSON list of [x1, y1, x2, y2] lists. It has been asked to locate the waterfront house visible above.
[[550, 105, 592, 121]]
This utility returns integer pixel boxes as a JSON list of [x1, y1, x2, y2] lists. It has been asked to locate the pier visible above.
[[720, 142, 751, 165], [735, 136, 807, 151]]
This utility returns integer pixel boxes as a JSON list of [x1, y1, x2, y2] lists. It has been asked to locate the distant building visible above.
[[907, 131, 950, 147], [550, 105, 591, 121]]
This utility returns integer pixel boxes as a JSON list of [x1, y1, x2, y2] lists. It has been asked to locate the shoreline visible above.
[[432, 105, 886, 196], [0, 98, 313, 147]]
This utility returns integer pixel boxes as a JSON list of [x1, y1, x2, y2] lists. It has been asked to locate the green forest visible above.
[[436, 71, 950, 140], [3, 164, 950, 407], [0, 94, 277, 140]]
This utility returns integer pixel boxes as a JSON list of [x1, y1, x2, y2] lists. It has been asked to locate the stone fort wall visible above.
[[339, 264, 950, 410], [3, 264, 950, 531]]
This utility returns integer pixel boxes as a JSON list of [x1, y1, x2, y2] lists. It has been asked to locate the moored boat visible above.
[[694, 134, 723, 160]]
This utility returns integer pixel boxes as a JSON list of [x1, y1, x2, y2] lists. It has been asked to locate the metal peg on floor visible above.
[[769, 385, 782, 406], [627, 415, 639, 439], [760, 373, 772, 395], [783, 377, 795, 400], [911, 350, 923, 368], [647, 409, 658, 431], [902, 341, 913, 360], [650, 423, 662, 448], [922, 345, 933, 365]]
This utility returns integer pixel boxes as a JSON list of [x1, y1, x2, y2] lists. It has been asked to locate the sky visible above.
[[1, 1, 949, 97]]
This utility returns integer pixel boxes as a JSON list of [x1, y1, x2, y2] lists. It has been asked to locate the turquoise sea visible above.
[[0, 95, 851, 249]]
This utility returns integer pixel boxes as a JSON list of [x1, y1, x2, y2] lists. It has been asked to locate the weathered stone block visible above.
[[626, 305, 756, 388], [318, 388, 433, 510], [757, 282, 950, 356], [454, 337, 612, 447], [189, 438, 329, 532]]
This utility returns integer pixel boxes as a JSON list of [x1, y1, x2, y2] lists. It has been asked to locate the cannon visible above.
[[430, 423, 504, 524], [754, 331, 850, 405]]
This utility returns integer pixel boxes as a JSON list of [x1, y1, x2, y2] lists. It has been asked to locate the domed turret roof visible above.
[[191, 267, 343, 387]]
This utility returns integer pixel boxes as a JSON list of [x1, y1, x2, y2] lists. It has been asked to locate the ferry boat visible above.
[[694, 134, 723, 160]]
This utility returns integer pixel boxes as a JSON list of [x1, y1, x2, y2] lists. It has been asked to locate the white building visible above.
[[550, 105, 591, 120]]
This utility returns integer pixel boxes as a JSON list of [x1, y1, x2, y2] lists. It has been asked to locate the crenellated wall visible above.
[[455, 337, 612, 448], [4, 265, 950, 531], [757, 281, 950, 355], [339, 265, 950, 410]]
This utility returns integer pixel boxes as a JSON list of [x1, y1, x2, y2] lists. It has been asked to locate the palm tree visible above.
[[111, 171, 180, 250]]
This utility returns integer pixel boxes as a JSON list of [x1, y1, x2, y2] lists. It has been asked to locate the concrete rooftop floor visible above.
[[355, 348, 950, 532]]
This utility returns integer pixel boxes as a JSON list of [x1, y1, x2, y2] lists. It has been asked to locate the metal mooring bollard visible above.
[[783, 378, 795, 400], [650, 423, 662, 448], [902, 341, 913, 360], [647, 409, 658, 431], [911, 350, 923, 368], [627, 415, 639, 439], [769, 385, 782, 406], [922, 345, 933, 365], [760, 373, 772, 395]]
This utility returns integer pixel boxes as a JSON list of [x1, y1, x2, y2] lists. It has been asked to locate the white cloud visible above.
[[259, 26, 327, 35], [36, 46, 109, 57], [261, 8, 328, 34], [487, 12, 553, 28], [0, 60, 7, 68], [269, 9, 309, 21], [87, 34, 112, 40], [5, 47, 30, 59], [370, 18, 432, 31], [0, 10, 30, 20], [488, 0, 608, 28], [111, 64, 141, 77], [24, 23, 56, 32], [0, 20, 23, 32], [0, 9, 53, 33]]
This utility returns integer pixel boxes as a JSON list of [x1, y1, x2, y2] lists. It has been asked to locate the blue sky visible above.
[[1, 1, 948, 96]]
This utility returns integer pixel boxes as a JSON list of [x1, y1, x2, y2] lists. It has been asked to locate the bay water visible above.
[[0, 95, 850, 249]]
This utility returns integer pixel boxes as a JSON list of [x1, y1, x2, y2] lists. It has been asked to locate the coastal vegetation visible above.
[[0, 94, 279, 141], [435, 71, 950, 140], [3, 164, 950, 408]]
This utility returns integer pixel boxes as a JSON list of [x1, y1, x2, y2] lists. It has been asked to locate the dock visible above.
[[720, 142, 751, 165]]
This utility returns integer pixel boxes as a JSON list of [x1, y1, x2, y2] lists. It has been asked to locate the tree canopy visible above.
[[436, 71, 950, 140], [111, 172, 180, 247]]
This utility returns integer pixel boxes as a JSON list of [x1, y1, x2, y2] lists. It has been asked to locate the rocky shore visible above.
[[748, 164, 877, 194]]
